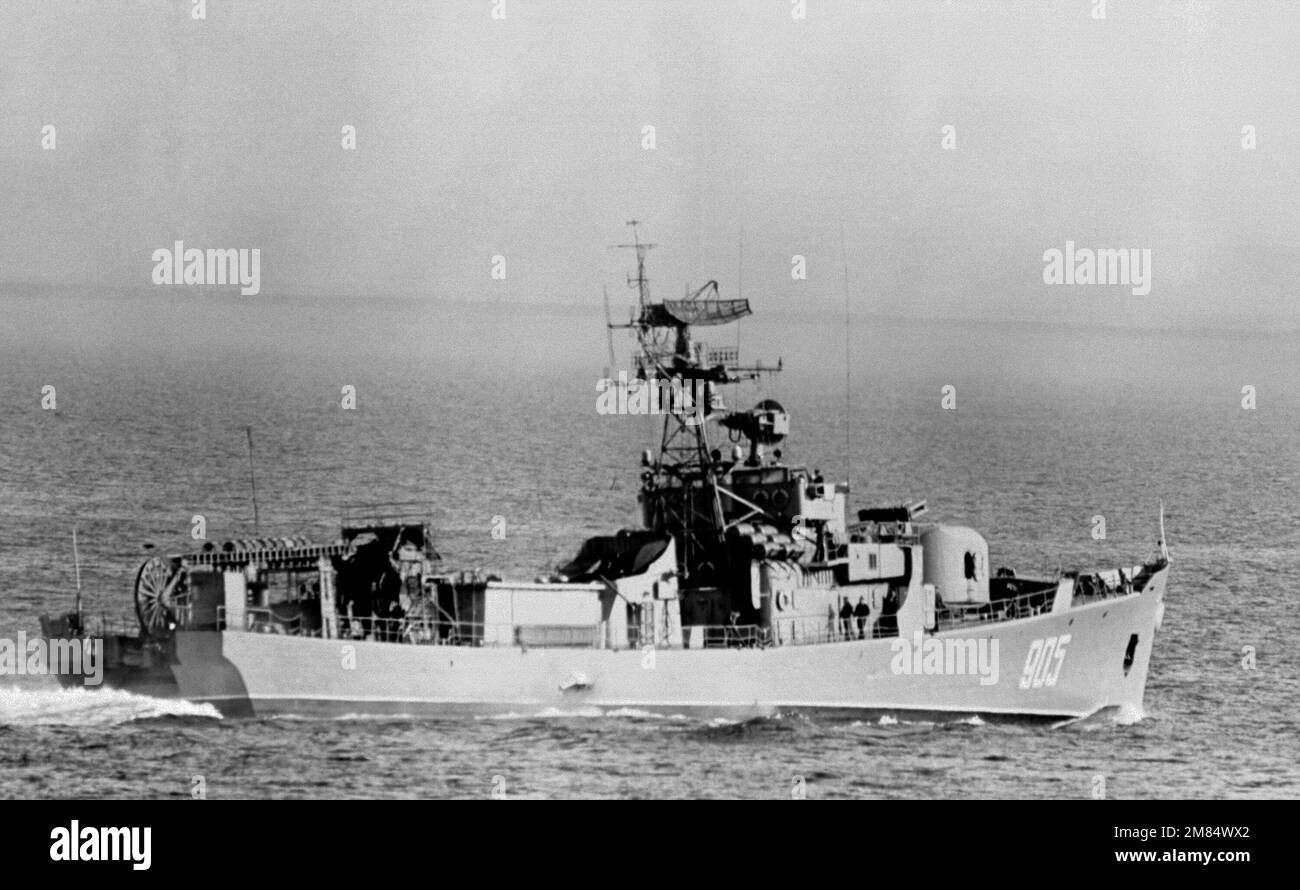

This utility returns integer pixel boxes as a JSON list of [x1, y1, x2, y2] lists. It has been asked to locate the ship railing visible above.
[[1067, 585, 1138, 609], [769, 616, 892, 646], [936, 580, 1126, 632], [211, 607, 899, 650], [70, 609, 873, 649], [682, 624, 772, 649], [347, 617, 505, 646], [215, 609, 600, 647], [937, 589, 1055, 631], [216, 606, 307, 636], [221, 606, 1136, 650], [847, 522, 921, 545], [212, 609, 827, 651]]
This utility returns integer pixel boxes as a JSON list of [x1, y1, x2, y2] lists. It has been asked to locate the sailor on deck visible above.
[[853, 597, 871, 640]]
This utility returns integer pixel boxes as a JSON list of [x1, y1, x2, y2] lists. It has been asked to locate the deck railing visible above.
[[937, 589, 1057, 632], [215, 607, 586, 647], [211, 607, 850, 651], [937, 579, 1138, 631], [772, 619, 884, 646]]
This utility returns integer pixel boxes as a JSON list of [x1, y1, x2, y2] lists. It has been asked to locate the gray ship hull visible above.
[[159, 567, 1165, 721]]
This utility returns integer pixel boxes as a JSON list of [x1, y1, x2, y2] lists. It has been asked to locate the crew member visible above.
[[853, 596, 871, 639]]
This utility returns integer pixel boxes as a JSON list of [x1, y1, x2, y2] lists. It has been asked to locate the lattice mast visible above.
[[608, 222, 781, 584]]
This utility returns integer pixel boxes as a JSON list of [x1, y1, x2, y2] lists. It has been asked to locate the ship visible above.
[[39, 223, 1170, 722]]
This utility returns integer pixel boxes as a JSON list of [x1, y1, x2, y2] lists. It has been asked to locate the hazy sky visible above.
[[1, 0, 1296, 329]]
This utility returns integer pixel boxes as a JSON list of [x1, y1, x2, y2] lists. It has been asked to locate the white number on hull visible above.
[[1019, 634, 1070, 689]]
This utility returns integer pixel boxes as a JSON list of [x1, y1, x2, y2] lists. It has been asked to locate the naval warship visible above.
[[40, 224, 1170, 721]]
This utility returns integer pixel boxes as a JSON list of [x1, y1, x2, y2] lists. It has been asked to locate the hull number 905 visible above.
[[1019, 635, 1070, 689]]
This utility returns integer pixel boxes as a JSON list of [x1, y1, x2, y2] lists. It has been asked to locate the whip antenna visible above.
[[841, 223, 852, 492], [244, 426, 261, 536]]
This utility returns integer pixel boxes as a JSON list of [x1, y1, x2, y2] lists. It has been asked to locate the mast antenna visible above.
[[72, 527, 83, 623], [1159, 501, 1169, 561], [737, 226, 743, 359], [244, 426, 261, 536], [841, 223, 852, 492], [614, 220, 656, 311], [603, 285, 617, 380]]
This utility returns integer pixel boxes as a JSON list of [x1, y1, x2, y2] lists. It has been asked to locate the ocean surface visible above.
[[1, 285, 1297, 799]]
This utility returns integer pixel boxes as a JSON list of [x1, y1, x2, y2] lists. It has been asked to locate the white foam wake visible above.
[[0, 684, 221, 726], [1111, 702, 1145, 725]]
